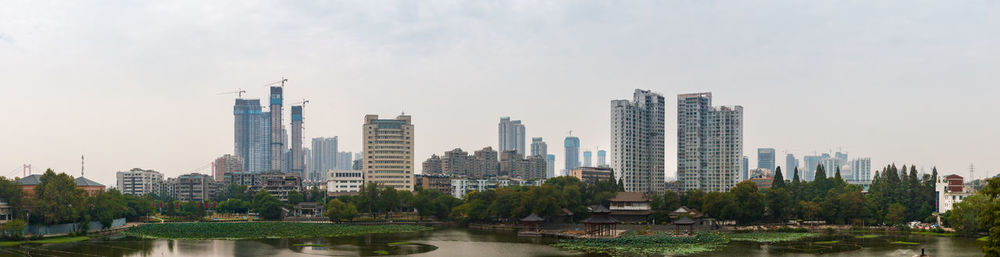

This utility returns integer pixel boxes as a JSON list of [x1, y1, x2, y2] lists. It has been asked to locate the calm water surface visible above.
[[0, 228, 983, 257]]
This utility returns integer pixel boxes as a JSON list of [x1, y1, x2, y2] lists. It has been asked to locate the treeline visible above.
[[647, 164, 939, 226], [0, 169, 154, 238], [318, 177, 622, 223]]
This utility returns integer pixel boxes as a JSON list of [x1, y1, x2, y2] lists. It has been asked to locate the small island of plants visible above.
[[123, 222, 432, 240]]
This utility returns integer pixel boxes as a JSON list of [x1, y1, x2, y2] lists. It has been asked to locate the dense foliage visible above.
[[123, 222, 431, 239], [644, 164, 940, 226], [450, 176, 620, 223], [0, 169, 153, 231]]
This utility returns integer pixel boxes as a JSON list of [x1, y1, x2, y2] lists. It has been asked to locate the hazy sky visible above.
[[2, 1, 999, 187]]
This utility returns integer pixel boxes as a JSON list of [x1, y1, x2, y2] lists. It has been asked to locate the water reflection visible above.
[[4, 229, 983, 257]]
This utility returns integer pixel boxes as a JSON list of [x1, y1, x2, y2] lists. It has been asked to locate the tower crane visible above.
[[216, 88, 247, 98], [290, 99, 310, 106], [264, 77, 288, 87]]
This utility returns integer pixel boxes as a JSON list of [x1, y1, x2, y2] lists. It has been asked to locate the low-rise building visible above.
[[0, 198, 11, 223], [608, 192, 652, 222], [116, 168, 164, 196], [17, 174, 105, 197], [936, 174, 975, 213], [415, 174, 452, 195], [168, 173, 217, 202], [567, 167, 614, 184], [327, 169, 364, 196], [225, 172, 302, 202], [750, 176, 773, 190]]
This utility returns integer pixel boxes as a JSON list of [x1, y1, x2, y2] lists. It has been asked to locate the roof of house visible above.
[[520, 213, 545, 222], [581, 214, 620, 224], [17, 175, 105, 187], [75, 177, 105, 187], [588, 205, 611, 213], [608, 192, 649, 202], [16, 174, 42, 185]]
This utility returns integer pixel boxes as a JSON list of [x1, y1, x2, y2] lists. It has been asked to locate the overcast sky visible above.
[[2, 1, 999, 187]]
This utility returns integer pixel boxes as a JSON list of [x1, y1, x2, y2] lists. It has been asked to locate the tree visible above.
[[764, 188, 793, 222], [798, 201, 821, 220], [1, 219, 26, 239], [792, 167, 801, 183], [885, 203, 906, 226], [978, 178, 1000, 256], [34, 169, 87, 224], [123, 194, 154, 218], [948, 194, 988, 236], [91, 189, 129, 229], [772, 166, 785, 189], [0, 177, 24, 221], [662, 191, 681, 212], [253, 191, 283, 220], [325, 199, 358, 222], [218, 198, 251, 213], [180, 201, 206, 220], [730, 181, 764, 225], [287, 190, 304, 206]]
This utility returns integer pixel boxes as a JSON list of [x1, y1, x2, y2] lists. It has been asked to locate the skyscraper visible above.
[[234, 99, 269, 173], [597, 150, 607, 167], [677, 92, 743, 192], [757, 148, 775, 172], [546, 154, 556, 178], [803, 155, 822, 181], [564, 136, 580, 172], [850, 158, 872, 182], [611, 89, 666, 193], [582, 151, 592, 167], [498, 117, 526, 156], [290, 105, 305, 178], [269, 86, 284, 172], [786, 153, 798, 178], [311, 137, 338, 179], [530, 137, 547, 157], [362, 114, 414, 191], [742, 156, 750, 181]]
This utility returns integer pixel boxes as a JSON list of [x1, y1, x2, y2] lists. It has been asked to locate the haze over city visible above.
[[2, 1, 999, 187]]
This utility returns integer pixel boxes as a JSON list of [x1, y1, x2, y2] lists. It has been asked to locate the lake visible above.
[[1, 228, 983, 256]]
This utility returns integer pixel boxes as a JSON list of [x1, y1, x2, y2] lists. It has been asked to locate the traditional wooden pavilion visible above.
[[672, 216, 696, 235], [520, 213, 545, 233], [581, 205, 620, 238]]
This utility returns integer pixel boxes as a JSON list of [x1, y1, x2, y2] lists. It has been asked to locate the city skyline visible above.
[[3, 1, 1000, 187]]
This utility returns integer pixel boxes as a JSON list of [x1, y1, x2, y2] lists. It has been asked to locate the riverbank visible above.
[[123, 222, 433, 240]]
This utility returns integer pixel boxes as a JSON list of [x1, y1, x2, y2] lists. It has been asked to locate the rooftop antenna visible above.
[[969, 163, 975, 180], [23, 164, 31, 177], [568, 130, 573, 136], [81, 155, 85, 177]]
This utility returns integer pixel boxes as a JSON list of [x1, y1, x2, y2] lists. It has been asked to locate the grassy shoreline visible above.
[[123, 222, 432, 240]]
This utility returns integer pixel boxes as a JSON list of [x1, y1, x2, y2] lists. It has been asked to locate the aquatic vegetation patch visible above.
[[552, 232, 729, 257], [814, 240, 840, 244], [729, 232, 819, 243], [854, 234, 879, 239], [123, 222, 432, 240], [0, 236, 90, 247], [387, 241, 415, 246], [890, 241, 920, 245]]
